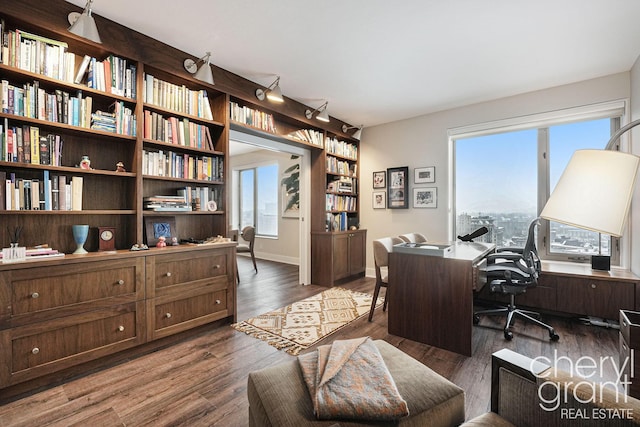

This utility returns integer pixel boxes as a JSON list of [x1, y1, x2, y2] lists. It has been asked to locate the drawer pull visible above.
[[165, 272, 172, 277], [590, 283, 596, 289], [117, 325, 125, 332], [623, 343, 628, 351], [213, 264, 220, 269], [623, 320, 628, 328], [31, 347, 39, 355], [215, 299, 221, 305], [31, 292, 39, 299], [117, 280, 125, 285], [165, 312, 172, 318]]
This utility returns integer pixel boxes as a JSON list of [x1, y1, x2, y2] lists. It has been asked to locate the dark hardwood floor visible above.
[[0, 257, 622, 426]]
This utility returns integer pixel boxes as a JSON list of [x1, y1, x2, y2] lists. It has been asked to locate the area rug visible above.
[[231, 287, 382, 355]]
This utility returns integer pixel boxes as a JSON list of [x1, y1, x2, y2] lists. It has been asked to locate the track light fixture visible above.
[[342, 124, 363, 140], [305, 101, 330, 123], [67, 0, 102, 44], [183, 52, 215, 85], [255, 76, 284, 103]]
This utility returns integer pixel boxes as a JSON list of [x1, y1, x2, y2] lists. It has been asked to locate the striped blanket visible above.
[[298, 337, 409, 421]]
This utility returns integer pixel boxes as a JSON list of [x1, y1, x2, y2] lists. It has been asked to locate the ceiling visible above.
[[66, 0, 640, 129]]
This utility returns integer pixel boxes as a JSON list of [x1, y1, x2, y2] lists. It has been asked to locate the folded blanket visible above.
[[298, 337, 409, 421]]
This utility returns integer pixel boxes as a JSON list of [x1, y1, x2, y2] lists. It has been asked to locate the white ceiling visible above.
[[66, 0, 640, 129]]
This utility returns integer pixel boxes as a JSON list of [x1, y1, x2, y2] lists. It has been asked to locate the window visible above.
[[453, 105, 623, 265], [238, 164, 278, 237]]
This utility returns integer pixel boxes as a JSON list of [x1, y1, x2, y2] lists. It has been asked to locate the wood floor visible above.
[[0, 257, 622, 426]]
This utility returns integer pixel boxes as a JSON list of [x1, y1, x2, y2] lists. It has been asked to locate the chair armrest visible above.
[[496, 247, 524, 254], [486, 253, 523, 264]]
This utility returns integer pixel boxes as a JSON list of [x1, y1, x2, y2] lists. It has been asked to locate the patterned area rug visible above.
[[231, 287, 381, 356]]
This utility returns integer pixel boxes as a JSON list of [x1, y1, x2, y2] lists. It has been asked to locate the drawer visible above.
[[556, 278, 635, 319], [619, 333, 640, 398], [148, 250, 229, 290], [1, 302, 144, 386], [8, 259, 144, 319]]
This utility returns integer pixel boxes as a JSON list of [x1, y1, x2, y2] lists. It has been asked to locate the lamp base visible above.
[[591, 255, 611, 271]]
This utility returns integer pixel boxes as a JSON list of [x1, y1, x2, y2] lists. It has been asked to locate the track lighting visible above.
[[183, 52, 215, 85], [67, 0, 102, 44], [305, 101, 329, 123], [255, 76, 284, 103], [342, 124, 363, 140]]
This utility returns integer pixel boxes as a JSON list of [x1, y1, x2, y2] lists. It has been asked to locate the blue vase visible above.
[[72, 224, 89, 254]]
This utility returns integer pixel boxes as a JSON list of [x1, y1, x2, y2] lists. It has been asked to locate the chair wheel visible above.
[[549, 330, 560, 341], [473, 315, 480, 325], [504, 329, 513, 340]]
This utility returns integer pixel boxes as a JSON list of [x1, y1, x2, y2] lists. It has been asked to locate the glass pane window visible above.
[[238, 164, 279, 237], [240, 169, 254, 230]]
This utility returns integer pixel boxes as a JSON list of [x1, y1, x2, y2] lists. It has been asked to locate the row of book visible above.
[[144, 186, 220, 212], [0, 22, 136, 100], [0, 246, 64, 261], [143, 74, 214, 120], [142, 149, 224, 181], [326, 212, 350, 232], [1, 80, 92, 128], [1, 170, 82, 211], [143, 111, 214, 150], [326, 156, 357, 176], [287, 129, 323, 146], [229, 102, 276, 133], [327, 177, 355, 194], [0, 121, 63, 165], [91, 101, 136, 136], [325, 137, 358, 160], [325, 194, 357, 212]]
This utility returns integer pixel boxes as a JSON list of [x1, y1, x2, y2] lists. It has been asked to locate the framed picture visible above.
[[145, 216, 178, 246], [414, 166, 435, 184], [413, 187, 437, 208], [373, 171, 386, 189], [372, 191, 386, 209], [281, 157, 300, 218], [387, 166, 409, 209]]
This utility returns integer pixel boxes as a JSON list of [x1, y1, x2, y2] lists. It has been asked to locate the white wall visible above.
[[361, 72, 632, 276], [229, 149, 300, 265]]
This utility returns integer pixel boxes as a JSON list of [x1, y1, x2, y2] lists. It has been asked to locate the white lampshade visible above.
[[194, 61, 214, 85], [540, 149, 640, 237], [266, 83, 283, 102], [68, 1, 102, 44]]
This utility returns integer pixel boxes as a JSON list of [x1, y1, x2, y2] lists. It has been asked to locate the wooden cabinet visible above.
[[619, 310, 640, 399], [0, 257, 146, 387], [0, 244, 236, 391], [145, 245, 235, 340], [554, 276, 635, 320], [311, 230, 366, 286]]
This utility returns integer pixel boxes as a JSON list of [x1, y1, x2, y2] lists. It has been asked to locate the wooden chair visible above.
[[369, 237, 403, 322], [398, 232, 428, 243], [236, 226, 257, 282]]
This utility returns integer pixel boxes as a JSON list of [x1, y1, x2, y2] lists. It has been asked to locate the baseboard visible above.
[[238, 252, 299, 266]]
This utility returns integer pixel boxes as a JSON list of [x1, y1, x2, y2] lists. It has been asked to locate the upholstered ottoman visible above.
[[247, 339, 465, 426]]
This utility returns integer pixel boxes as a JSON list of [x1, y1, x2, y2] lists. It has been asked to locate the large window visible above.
[[238, 163, 278, 237], [453, 106, 623, 265]]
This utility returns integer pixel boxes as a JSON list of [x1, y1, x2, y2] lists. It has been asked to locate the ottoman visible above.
[[247, 339, 465, 426]]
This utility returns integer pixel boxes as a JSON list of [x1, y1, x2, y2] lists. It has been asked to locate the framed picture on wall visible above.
[[413, 187, 437, 208], [373, 191, 386, 209], [414, 166, 435, 184], [373, 171, 386, 189], [387, 166, 409, 209]]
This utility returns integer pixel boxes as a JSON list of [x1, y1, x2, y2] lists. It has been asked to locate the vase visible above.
[[72, 224, 89, 254]]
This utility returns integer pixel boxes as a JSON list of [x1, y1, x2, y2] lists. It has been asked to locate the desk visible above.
[[388, 241, 495, 356]]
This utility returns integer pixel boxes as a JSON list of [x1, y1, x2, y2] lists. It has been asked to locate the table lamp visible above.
[[540, 119, 640, 270]]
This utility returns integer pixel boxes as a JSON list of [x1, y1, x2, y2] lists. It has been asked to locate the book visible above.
[[74, 55, 91, 84], [71, 176, 83, 211]]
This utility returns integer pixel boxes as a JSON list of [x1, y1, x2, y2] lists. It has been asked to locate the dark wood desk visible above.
[[388, 241, 495, 356]]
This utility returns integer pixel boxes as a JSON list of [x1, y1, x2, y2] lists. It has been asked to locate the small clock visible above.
[[98, 227, 116, 251]]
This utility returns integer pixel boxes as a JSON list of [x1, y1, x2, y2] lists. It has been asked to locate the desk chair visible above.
[[473, 219, 559, 341], [369, 237, 403, 322], [398, 232, 428, 243]]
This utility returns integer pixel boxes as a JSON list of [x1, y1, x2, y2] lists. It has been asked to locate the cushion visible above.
[[247, 339, 465, 426]]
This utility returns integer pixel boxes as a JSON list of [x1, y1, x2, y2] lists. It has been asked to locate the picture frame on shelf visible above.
[[414, 166, 435, 184], [373, 191, 386, 209], [413, 187, 437, 208], [144, 216, 178, 246], [387, 166, 409, 209], [373, 170, 386, 189]]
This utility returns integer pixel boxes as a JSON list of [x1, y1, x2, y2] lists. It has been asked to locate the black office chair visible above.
[[473, 219, 559, 341]]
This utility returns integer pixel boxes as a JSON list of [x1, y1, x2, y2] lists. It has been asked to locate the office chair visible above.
[[473, 219, 559, 341], [369, 236, 404, 322], [398, 232, 428, 244]]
